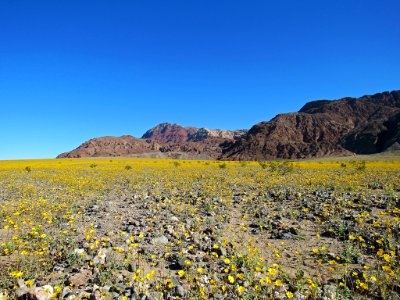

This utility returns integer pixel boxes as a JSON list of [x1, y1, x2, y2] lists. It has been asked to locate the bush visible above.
[[269, 161, 294, 174], [219, 163, 227, 169], [258, 161, 268, 169]]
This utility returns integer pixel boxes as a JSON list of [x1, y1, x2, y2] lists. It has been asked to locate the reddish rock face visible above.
[[142, 123, 198, 144], [58, 126, 245, 159], [58, 90, 400, 160], [141, 123, 247, 143], [57, 136, 162, 158], [221, 90, 400, 160]]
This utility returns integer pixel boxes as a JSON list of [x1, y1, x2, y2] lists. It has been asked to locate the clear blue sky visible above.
[[1, 0, 399, 159]]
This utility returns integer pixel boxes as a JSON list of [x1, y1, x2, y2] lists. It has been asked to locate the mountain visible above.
[[221, 90, 400, 160], [189, 128, 247, 142], [57, 136, 162, 158], [142, 123, 246, 143], [58, 90, 400, 160], [57, 126, 246, 159], [141, 123, 198, 144]]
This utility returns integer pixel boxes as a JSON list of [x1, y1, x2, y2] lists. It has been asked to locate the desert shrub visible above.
[[258, 161, 268, 169], [356, 160, 366, 172], [269, 161, 294, 174], [348, 160, 366, 172]]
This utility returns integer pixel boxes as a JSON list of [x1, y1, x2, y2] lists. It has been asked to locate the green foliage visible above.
[[258, 161, 268, 169], [269, 161, 294, 174], [341, 241, 361, 264], [348, 160, 367, 172], [219, 162, 227, 169]]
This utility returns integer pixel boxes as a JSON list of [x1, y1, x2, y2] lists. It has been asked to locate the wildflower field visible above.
[[0, 158, 399, 299]]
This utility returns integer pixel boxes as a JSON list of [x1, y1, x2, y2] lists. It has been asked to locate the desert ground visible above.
[[0, 157, 399, 299]]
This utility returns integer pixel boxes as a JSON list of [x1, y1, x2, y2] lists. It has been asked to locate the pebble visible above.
[[15, 286, 53, 300], [151, 235, 168, 245]]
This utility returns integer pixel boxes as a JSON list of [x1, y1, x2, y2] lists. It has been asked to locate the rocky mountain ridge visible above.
[[141, 123, 247, 143], [57, 136, 162, 158], [57, 125, 244, 159], [58, 90, 400, 160], [221, 90, 400, 160]]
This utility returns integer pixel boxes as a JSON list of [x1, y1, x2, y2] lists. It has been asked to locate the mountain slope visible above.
[[141, 123, 198, 144], [57, 125, 245, 159], [142, 123, 246, 143], [58, 90, 400, 160], [57, 136, 162, 158], [221, 90, 400, 160]]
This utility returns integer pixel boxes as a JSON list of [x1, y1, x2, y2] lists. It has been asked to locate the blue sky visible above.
[[1, 0, 399, 159]]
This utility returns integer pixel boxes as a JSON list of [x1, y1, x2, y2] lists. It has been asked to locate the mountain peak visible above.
[[142, 123, 198, 144], [58, 89, 400, 160]]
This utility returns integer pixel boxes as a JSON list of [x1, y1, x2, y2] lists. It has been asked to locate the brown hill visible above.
[[221, 90, 400, 160], [57, 136, 162, 158], [139, 123, 246, 159], [57, 125, 244, 159], [142, 123, 246, 143], [141, 123, 198, 144], [58, 90, 400, 160]]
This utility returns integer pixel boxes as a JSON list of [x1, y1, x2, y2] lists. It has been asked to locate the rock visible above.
[[125, 225, 135, 233], [74, 248, 85, 255], [93, 249, 107, 265], [15, 285, 53, 300], [170, 216, 179, 222], [274, 291, 283, 300], [17, 279, 27, 288], [165, 225, 175, 235], [293, 291, 307, 300], [145, 292, 163, 300], [65, 269, 92, 288], [53, 264, 66, 272], [61, 287, 73, 298], [89, 290, 101, 300], [151, 235, 168, 245], [323, 284, 339, 300], [222, 90, 400, 160], [279, 232, 293, 240], [123, 286, 134, 296], [172, 284, 186, 298]]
